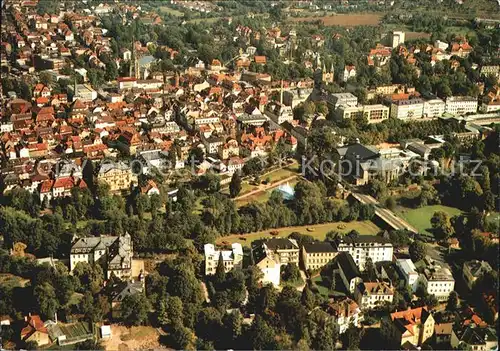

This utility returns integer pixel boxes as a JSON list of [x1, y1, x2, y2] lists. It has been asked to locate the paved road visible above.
[[351, 193, 419, 233]]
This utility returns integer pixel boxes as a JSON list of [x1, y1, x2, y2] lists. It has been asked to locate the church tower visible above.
[[322, 63, 334, 84]]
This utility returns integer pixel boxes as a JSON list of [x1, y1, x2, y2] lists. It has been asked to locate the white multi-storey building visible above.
[[355, 281, 394, 309], [335, 235, 393, 270], [397, 258, 419, 292], [418, 258, 455, 301], [336, 104, 390, 124], [204, 243, 243, 275], [325, 298, 363, 334], [70, 233, 133, 279], [326, 92, 358, 109], [390, 99, 424, 120], [423, 98, 446, 118], [445, 96, 478, 115], [265, 102, 293, 124]]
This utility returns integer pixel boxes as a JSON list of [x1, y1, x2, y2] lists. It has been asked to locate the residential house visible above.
[[463, 260, 492, 290], [382, 307, 435, 349], [340, 65, 356, 82], [21, 314, 50, 347], [334, 252, 363, 294], [218, 139, 239, 160], [252, 238, 300, 265], [450, 39, 473, 58], [110, 280, 144, 319], [70, 233, 133, 279], [204, 243, 243, 275], [225, 157, 244, 174], [301, 241, 338, 271], [334, 235, 394, 271], [450, 324, 497, 351], [418, 257, 455, 301], [97, 162, 138, 192], [355, 281, 394, 310], [264, 102, 294, 124], [252, 244, 282, 287], [434, 322, 454, 346], [325, 298, 363, 334]]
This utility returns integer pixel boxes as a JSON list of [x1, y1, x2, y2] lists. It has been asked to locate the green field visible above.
[[396, 205, 463, 236], [0, 274, 29, 289], [159, 6, 184, 17], [234, 178, 300, 207], [216, 220, 381, 247]]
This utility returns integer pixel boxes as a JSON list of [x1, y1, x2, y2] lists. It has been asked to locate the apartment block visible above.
[[390, 98, 424, 120], [334, 235, 394, 271], [423, 98, 446, 118], [445, 96, 478, 115], [301, 242, 337, 271]]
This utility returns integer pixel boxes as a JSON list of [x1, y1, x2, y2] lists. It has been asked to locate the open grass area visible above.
[[290, 13, 383, 26], [159, 6, 184, 17], [234, 178, 300, 207], [396, 205, 463, 236], [215, 220, 381, 247], [0, 273, 29, 289], [186, 17, 221, 24]]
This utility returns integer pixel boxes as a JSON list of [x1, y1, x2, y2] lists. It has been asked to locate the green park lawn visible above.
[[396, 205, 463, 236], [215, 220, 381, 247]]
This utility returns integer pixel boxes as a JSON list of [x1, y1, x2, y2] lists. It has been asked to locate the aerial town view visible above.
[[0, 0, 499, 349]]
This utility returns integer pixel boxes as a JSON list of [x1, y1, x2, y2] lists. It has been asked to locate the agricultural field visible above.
[[396, 205, 463, 236], [215, 220, 381, 247], [290, 13, 383, 27]]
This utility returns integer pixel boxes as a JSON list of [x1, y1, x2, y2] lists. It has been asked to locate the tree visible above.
[[214, 252, 226, 286], [446, 291, 458, 311], [431, 211, 454, 240], [345, 323, 363, 350], [188, 147, 204, 164], [366, 179, 388, 200], [385, 196, 396, 210], [229, 171, 242, 198], [72, 262, 104, 294], [364, 257, 376, 281], [39, 71, 53, 86], [120, 293, 151, 326], [248, 315, 277, 350], [198, 173, 220, 193], [409, 240, 427, 262], [301, 283, 316, 310], [170, 321, 196, 350], [34, 282, 59, 320], [281, 263, 302, 283]]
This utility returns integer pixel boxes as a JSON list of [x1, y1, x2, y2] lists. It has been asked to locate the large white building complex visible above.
[[445, 96, 478, 115], [334, 235, 394, 271], [204, 243, 243, 275], [70, 233, 133, 279], [390, 98, 424, 120]]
